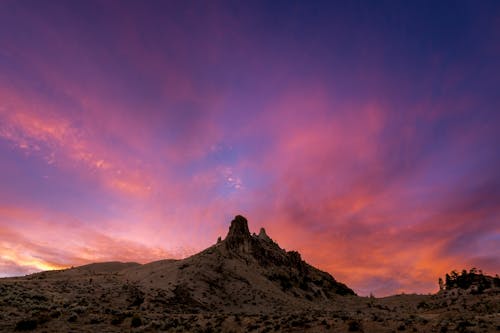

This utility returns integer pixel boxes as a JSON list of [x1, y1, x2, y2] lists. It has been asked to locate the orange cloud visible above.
[[0, 204, 191, 277]]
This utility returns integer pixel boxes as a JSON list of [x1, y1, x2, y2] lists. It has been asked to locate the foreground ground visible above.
[[1, 268, 498, 332]]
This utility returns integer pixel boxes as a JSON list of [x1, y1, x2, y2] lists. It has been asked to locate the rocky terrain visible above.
[[0, 215, 498, 332]]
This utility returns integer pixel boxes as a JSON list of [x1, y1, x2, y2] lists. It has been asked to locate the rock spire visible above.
[[225, 215, 252, 252]]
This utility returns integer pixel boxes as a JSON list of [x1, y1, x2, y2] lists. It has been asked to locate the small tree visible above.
[[438, 277, 444, 291], [445, 273, 451, 290]]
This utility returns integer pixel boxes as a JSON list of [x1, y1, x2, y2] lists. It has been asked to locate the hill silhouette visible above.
[[0, 215, 498, 332]]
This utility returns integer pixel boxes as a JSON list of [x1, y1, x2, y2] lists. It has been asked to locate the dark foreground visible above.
[[1, 266, 498, 332]]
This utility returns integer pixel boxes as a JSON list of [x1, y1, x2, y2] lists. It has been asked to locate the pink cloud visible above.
[[0, 1, 498, 297], [0, 204, 192, 276]]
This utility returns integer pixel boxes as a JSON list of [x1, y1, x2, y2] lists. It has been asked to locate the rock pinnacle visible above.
[[225, 215, 252, 252]]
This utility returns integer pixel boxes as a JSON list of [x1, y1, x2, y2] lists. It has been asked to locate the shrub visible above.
[[49, 310, 61, 318], [68, 313, 78, 322], [111, 316, 124, 325], [417, 301, 429, 309], [15, 319, 37, 331], [268, 273, 293, 291], [131, 314, 142, 327], [442, 268, 492, 291], [347, 319, 362, 332], [36, 313, 51, 324]]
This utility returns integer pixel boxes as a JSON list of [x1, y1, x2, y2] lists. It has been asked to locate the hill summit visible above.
[[119, 215, 355, 313], [217, 215, 355, 299]]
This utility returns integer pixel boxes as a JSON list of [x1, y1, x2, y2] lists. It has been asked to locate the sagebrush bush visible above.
[[131, 314, 142, 327], [15, 319, 37, 331]]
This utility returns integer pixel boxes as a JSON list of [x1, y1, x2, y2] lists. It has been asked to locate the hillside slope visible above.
[[0, 216, 498, 332]]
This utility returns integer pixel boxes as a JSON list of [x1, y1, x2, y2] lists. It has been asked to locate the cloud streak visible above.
[[0, 1, 499, 295]]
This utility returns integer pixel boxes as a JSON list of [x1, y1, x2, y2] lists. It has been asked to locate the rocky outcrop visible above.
[[225, 215, 252, 253], [222, 215, 355, 297], [258, 227, 271, 241]]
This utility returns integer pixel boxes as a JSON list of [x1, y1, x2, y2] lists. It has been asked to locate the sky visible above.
[[0, 0, 499, 296]]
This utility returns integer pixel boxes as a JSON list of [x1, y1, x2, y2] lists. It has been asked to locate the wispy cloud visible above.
[[0, 205, 192, 276], [0, 0, 498, 296]]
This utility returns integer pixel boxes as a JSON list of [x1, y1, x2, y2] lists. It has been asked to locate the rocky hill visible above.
[[120, 215, 354, 314], [0, 215, 498, 332]]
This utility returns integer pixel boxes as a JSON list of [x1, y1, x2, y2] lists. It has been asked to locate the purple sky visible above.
[[0, 0, 499, 296]]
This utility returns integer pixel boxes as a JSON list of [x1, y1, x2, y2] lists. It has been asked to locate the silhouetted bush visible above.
[[347, 319, 362, 331], [441, 268, 493, 292], [417, 301, 429, 309], [111, 316, 124, 325], [131, 314, 142, 327], [15, 319, 37, 331], [268, 273, 292, 291], [68, 313, 78, 323], [49, 310, 61, 318], [36, 313, 51, 324]]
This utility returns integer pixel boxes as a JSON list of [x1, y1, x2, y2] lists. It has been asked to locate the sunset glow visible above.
[[1, 0, 499, 295]]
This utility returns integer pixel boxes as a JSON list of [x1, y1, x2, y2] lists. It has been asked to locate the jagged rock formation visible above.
[[218, 215, 355, 299], [224, 215, 253, 253], [222, 216, 354, 296], [82, 215, 354, 314], [258, 227, 271, 241]]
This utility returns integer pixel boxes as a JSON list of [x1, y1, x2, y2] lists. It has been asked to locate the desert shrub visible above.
[[30, 294, 48, 302], [131, 314, 142, 327], [71, 305, 87, 314], [417, 301, 429, 309], [268, 273, 293, 291], [36, 313, 51, 324], [347, 319, 362, 332], [162, 318, 179, 329], [494, 275, 500, 287], [439, 326, 448, 333], [201, 327, 215, 333], [111, 315, 124, 325], [49, 310, 61, 318], [68, 313, 78, 322], [15, 319, 37, 331], [456, 320, 474, 331], [247, 323, 259, 330]]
